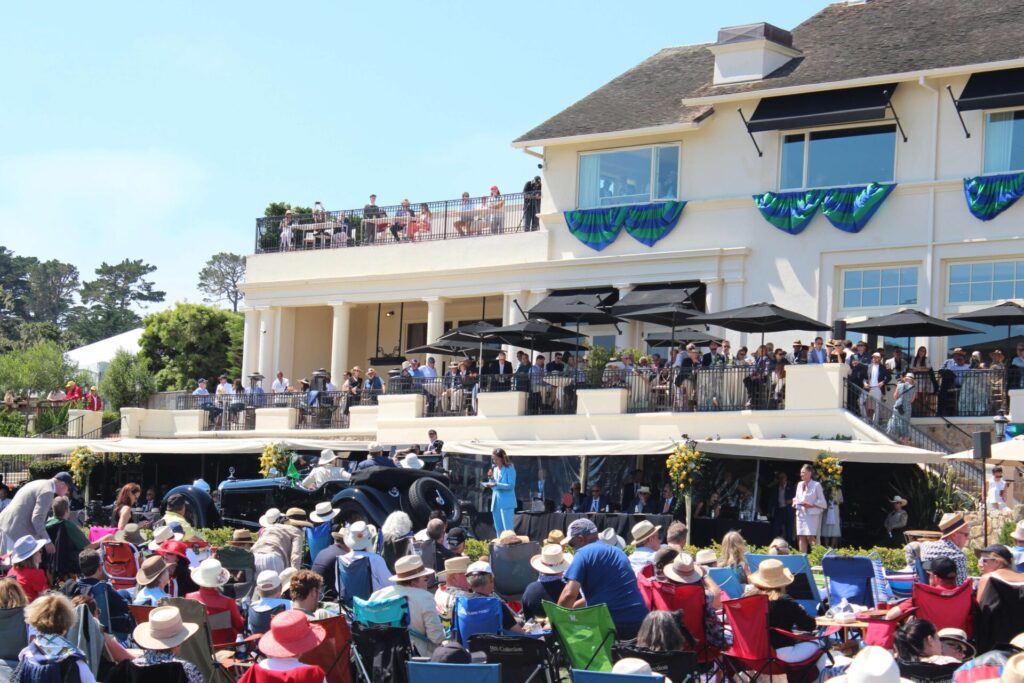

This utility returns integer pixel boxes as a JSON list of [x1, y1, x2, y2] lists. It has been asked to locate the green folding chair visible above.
[[542, 600, 616, 672]]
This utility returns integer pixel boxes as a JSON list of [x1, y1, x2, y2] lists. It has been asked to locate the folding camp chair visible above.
[[897, 659, 961, 682], [160, 597, 234, 683], [338, 555, 373, 610], [0, 607, 27, 669], [128, 604, 154, 625], [976, 575, 1024, 652], [307, 523, 333, 564], [821, 554, 876, 608], [452, 595, 507, 649], [571, 671, 666, 682], [407, 662, 500, 683], [542, 600, 617, 672], [705, 567, 743, 600], [746, 553, 822, 616], [912, 581, 973, 638], [636, 575, 720, 668], [215, 545, 256, 601], [299, 614, 354, 683], [489, 541, 541, 601], [469, 634, 558, 683], [721, 594, 833, 683], [351, 595, 413, 683], [101, 541, 141, 590], [613, 641, 699, 683]]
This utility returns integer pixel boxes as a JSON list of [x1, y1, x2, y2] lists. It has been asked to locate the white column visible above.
[[242, 309, 260, 378], [614, 283, 635, 351], [330, 303, 352, 381], [257, 308, 277, 381], [424, 297, 447, 347]]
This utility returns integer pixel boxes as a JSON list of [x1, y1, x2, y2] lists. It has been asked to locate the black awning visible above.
[[746, 83, 898, 132], [527, 287, 619, 324], [956, 68, 1024, 111], [609, 282, 706, 315]]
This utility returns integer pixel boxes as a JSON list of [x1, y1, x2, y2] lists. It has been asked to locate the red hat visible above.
[[490, 185, 499, 192], [157, 539, 189, 560], [258, 609, 326, 658]]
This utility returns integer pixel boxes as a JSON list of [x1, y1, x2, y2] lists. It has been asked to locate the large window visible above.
[[948, 259, 1024, 303], [984, 111, 1024, 174], [780, 125, 897, 189], [842, 266, 918, 309], [577, 145, 679, 209]]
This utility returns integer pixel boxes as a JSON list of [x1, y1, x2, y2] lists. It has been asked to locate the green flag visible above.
[[287, 457, 301, 483]]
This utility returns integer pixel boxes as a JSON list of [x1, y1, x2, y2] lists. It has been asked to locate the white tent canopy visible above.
[[946, 435, 1024, 464], [0, 437, 374, 456], [67, 328, 144, 379]]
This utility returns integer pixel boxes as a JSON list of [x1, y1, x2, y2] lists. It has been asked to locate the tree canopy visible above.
[[197, 252, 245, 312], [68, 258, 166, 343], [0, 340, 89, 395], [139, 302, 243, 391], [99, 349, 158, 411]]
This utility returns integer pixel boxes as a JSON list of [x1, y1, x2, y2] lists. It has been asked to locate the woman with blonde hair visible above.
[[0, 578, 27, 609], [14, 594, 95, 682], [719, 530, 750, 583]]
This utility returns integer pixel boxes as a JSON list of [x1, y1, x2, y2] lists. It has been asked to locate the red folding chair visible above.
[[300, 615, 354, 683], [100, 541, 140, 590], [637, 575, 720, 666], [721, 594, 832, 683], [863, 606, 916, 650], [912, 581, 973, 638]]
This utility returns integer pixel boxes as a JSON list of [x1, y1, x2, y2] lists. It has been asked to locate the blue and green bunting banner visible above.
[[963, 171, 1024, 221], [753, 183, 896, 235], [564, 200, 685, 251]]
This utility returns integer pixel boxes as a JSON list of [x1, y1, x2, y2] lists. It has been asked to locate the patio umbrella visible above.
[[437, 321, 501, 365], [527, 290, 619, 324], [951, 300, 1024, 340], [405, 339, 500, 359], [845, 309, 977, 338], [486, 320, 584, 360], [615, 301, 701, 350], [685, 302, 830, 345], [645, 328, 716, 348]]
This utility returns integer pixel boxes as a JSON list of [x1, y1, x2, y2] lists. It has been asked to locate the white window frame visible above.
[[576, 143, 681, 209], [778, 121, 898, 191], [981, 106, 1024, 176], [838, 264, 920, 312], [946, 257, 1024, 305]]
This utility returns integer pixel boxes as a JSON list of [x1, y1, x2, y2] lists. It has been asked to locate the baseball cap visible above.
[[466, 561, 492, 575], [54, 471, 78, 497], [923, 556, 957, 580], [975, 544, 1013, 565], [256, 570, 282, 592], [562, 518, 599, 545], [446, 527, 467, 545], [430, 641, 471, 664]]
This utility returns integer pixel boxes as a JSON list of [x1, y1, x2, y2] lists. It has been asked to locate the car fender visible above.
[[331, 486, 391, 527], [161, 485, 222, 530]]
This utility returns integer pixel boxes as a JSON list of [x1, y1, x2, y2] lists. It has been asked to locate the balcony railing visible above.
[[903, 367, 1016, 418], [254, 191, 538, 253]]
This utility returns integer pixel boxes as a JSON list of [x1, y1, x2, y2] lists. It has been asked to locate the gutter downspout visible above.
[[918, 75, 940, 363]]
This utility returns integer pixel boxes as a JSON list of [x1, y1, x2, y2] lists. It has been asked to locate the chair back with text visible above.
[[636, 576, 716, 663], [488, 541, 541, 601], [706, 567, 743, 600], [542, 600, 616, 672], [821, 554, 876, 608], [339, 556, 373, 609], [571, 671, 665, 683], [912, 581, 973, 637], [452, 595, 504, 649], [407, 662, 500, 683], [101, 541, 141, 590], [469, 634, 557, 683], [746, 553, 821, 616], [613, 642, 698, 683]]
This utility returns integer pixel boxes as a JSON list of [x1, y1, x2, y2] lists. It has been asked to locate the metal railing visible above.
[[387, 377, 476, 417], [174, 393, 256, 431], [904, 367, 1014, 418], [254, 191, 538, 253], [81, 418, 121, 440], [33, 414, 84, 439]]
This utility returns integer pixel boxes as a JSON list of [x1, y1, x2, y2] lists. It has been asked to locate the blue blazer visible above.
[[490, 465, 517, 511]]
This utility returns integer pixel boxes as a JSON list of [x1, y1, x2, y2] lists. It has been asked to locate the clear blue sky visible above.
[[0, 1, 827, 307]]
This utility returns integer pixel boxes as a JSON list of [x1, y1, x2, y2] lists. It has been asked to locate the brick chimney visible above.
[[709, 22, 801, 85]]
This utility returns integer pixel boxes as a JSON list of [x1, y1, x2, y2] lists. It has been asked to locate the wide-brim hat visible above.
[[231, 529, 254, 544], [938, 512, 968, 539], [115, 524, 145, 546], [8, 535, 47, 564], [694, 549, 718, 566], [284, 507, 313, 528], [829, 645, 913, 683], [309, 502, 339, 524], [937, 628, 976, 660], [345, 521, 377, 551], [1001, 653, 1024, 683], [401, 454, 424, 469], [259, 507, 283, 528], [133, 606, 199, 650], [259, 610, 326, 659], [136, 555, 168, 587], [149, 525, 175, 551], [531, 545, 573, 575], [664, 553, 705, 585], [390, 555, 435, 583], [749, 559, 795, 589], [597, 527, 625, 550], [438, 555, 472, 579], [890, 496, 907, 506], [631, 520, 661, 545], [319, 448, 340, 466], [544, 530, 565, 545], [191, 558, 230, 588]]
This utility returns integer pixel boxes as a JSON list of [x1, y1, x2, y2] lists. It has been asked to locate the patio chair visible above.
[[974, 576, 1024, 652], [571, 671, 666, 683], [705, 566, 743, 600], [613, 641, 699, 683], [746, 553, 821, 616], [636, 575, 720, 667], [452, 595, 507, 649], [469, 634, 558, 683], [721, 593, 832, 683], [911, 581, 973, 638], [821, 553, 876, 608], [338, 557, 373, 610], [407, 662, 500, 683], [862, 607, 917, 650], [542, 600, 616, 672], [489, 540, 541, 601], [160, 597, 234, 683], [299, 614, 354, 683]]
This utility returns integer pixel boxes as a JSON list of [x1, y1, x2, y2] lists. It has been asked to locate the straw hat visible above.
[[390, 555, 435, 583], [530, 545, 573, 575], [544, 529, 565, 546], [612, 658, 673, 683], [401, 454, 424, 469], [695, 549, 718, 566], [1012, 521, 1024, 543], [8, 535, 47, 565], [136, 556, 168, 587], [748, 559, 795, 589], [437, 556, 472, 580], [497, 530, 530, 545], [279, 567, 298, 590], [889, 496, 907, 507], [345, 521, 377, 551], [132, 606, 199, 650], [258, 610, 326, 659], [938, 512, 968, 539], [114, 523, 145, 546], [230, 529, 254, 545], [319, 448, 340, 466], [259, 507, 283, 528], [631, 520, 661, 545], [830, 646, 913, 683], [284, 507, 313, 528], [1012, 633, 1024, 651], [256, 570, 282, 593], [664, 553, 705, 585], [1002, 654, 1024, 683], [937, 627, 976, 660], [148, 525, 175, 552], [190, 558, 230, 588], [309, 502, 339, 524], [598, 527, 625, 550]]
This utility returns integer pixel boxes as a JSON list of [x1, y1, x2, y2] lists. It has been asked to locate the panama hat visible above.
[[401, 453, 424, 469], [114, 523, 146, 546], [259, 610, 326, 659], [319, 448, 340, 465], [612, 658, 673, 683], [1001, 654, 1024, 683], [279, 567, 298, 590], [8, 535, 47, 565], [530, 544, 573, 575], [309, 502, 339, 524], [136, 555, 168, 587], [390, 555, 435, 583], [598, 527, 625, 550], [284, 507, 313, 528], [259, 507, 283, 528], [1012, 521, 1024, 543], [345, 521, 377, 551], [889, 495, 908, 506], [938, 512, 968, 539], [191, 558, 230, 588], [148, 524, 175, 551], [695, 549, 718, 566], [256, 570, 282, 593], [544, 529, 565, 545], [230, 529, 254, 545], [937, 627, 976, 660], [133, 606, 199, 650], [748, 558, 795, 590], [631, 520, 661, 545], [664, 553, 705, 585], [830, 646, 913, 683], [437, 556, 472, 580]]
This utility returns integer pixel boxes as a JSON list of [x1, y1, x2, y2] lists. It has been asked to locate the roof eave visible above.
[[682, 57, 1024, 106], [512, 113, 711, 150]]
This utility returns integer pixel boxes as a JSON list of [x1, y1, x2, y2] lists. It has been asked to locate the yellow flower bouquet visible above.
[[665, 442, 709, 510], [260, 442, 294, 478], [68, 446, 99, 488], [812, 452, 843, 492]]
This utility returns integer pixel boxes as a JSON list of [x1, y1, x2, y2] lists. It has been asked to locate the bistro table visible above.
[[544, 375, 574, 412]]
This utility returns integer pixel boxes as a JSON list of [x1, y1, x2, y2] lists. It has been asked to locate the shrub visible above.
[[99, 350, 157, 410], [0, 410, 27, 437], [28, 458, 71, 480]]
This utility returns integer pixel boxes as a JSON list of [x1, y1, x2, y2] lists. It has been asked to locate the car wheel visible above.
[[408, 478, 462, 526]]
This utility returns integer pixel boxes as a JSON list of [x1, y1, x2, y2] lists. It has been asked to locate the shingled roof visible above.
[[515, 0, 1024, 145]]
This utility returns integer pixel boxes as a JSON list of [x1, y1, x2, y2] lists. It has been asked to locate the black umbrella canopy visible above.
[[644, 329, 716, 348], [406, 340, 500, 358], [486, 320, 580, 340], [951, 301, 1024, 338], [527, 288, 619, 324], [685, 302, 830, 334], [529, 300, 622, 325], [614, 302, 701, 327], [846, 309, 976, 337], [964, 334, 1024, 356], [438, 321, 499, 344]]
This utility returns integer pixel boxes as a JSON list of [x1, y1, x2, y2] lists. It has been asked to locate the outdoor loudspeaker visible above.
[[832, 320, 846, 340], [972, 431, 992, 460]]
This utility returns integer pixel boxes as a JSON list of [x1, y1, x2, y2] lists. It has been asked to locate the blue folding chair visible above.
[[706, 567, 743, 599], [306, 522, 332, 562], [746, 553, 821, 617], [408, 662, 500, 683], [821, 554, 876, 608], [338, 555, 373, 609], [571, 671, 665, 683], [353, 595, 410, 627], [452, 595, 505, 649]]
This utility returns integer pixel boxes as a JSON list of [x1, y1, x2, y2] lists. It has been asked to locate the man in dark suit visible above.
[[627, 486, 658, 514], [547, 353, 565, 373], [766, 471, 796, 543], [620, 469, 642, 511], [701, 340, 726, 367], [578, 484, 610, 513], [482, 350, 515, 390], [657, 483, 685, 521]]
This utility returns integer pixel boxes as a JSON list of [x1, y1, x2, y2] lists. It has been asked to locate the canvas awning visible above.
[[0, 437, 375, 456], [956, 68, 1024, 111], [946, 435, 1024, 464], [746, 83, 899, 132], [608, 282, 705, 316]]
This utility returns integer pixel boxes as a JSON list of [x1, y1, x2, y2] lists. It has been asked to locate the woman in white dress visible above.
[[793, 464, 827, 554]]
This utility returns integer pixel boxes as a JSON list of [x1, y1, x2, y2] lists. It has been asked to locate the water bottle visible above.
[[235, 633, 246, 660]]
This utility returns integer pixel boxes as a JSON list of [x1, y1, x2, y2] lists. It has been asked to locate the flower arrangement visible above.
[[666, 441, 709, 509], [68, 446, 99, 488], [812, 452, 843, 493], [260, 442, 294, 478]]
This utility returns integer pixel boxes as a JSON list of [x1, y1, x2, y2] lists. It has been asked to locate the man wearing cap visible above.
[[975, 544, 1024, 605], [627, 486, 657, 515], [311, 526, 349, 601], [248, 569, 292, 634], [558, 518, 649, 639], [446, 526, 467, 556], [84, 385, 102, 411], [921, 512, 970, 586], [788, 340, 805, 365], [357, 442, 398, 470], [884, 496, 909, 540], [921, 556, 959, 590], [628, 520, 662, 575], [0, 471, 75, 554], [301, 448, 351, 490], [371, 555, 446, 655], [161, 494, 202, 543], [464, 560, 526, 633], [339, 521, 392, 592], [65, 380, 83, 402], [434, 556, 474, 621]]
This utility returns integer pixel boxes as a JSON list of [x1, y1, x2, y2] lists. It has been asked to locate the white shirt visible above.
[[260, 658, 327, 682], [629, 546, 656, 575], [216, 382, 234, 395], [868, 363, 881, 388], [271, 377, 289, 393], [325, 382, 338, 392], [988, 477, 1007, 506], [301, 465, 351, 490]]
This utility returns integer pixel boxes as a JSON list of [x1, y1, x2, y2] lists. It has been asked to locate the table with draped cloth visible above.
[[514, 512, 675, 544]]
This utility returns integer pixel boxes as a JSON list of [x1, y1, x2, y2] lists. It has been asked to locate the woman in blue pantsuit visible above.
[[485, 448, 517, 537]]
